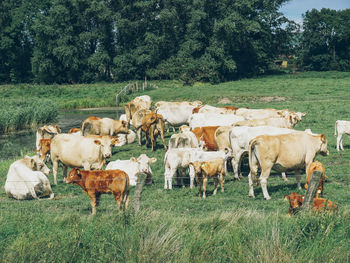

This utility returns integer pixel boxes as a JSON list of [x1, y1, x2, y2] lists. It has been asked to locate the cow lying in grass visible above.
[[284, 192, 337, 215]]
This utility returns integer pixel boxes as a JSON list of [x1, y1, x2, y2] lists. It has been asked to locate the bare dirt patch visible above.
[[217, 98, 232, 104], [259, 96, 286, 102]]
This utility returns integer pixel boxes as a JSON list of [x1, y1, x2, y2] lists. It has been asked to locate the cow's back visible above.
[[51, 134, 100, 168]]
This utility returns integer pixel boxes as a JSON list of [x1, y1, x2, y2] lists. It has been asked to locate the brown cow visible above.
[[38, 139, 51, 162], [284, 192, 337, 215], [68, 128, 81, 134], [65, 168, 130, 215], [141, 112, 167, 151], [191, 126, 220, 151], [190, 158, 225, 199], [125, 95, 152, 128], [305, 161, 326, 198]]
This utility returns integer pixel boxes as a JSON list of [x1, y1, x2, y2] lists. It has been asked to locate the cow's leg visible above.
[[52, 160, 59, 185], [95, 193, 101, 207], [231, 157, 240, 180], [123, 192, 130, 210], [114, 193, 122, 209], [62, 165, 68, 180], [248, 156, 259, 197], [340, 134, 344, 151], [281, 172, 288, 182], [160, 128, 167, 151], [213, 176, 219, 195], [295, 170, 302, 189], [219, 173, 225, 192], [202, 177, 208, 199], [150, 132, 155, 151], [196, 177, 202, 197], [137, 128, 142, 146], [336, 133, 342, 151], [88, 193, 97, 215], [260, 167, 272, 200]]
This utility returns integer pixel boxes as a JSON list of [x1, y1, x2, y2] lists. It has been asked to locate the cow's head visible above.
[[38, 139, 51, 160], [284, 192, 304, 213], [94, 138, 113, 159], [131, 153, 157, 176], [115, 120, 130, 134], [25, 155, 50, 176], [319, 134, 329, 156], [65, 168, 81, 184]]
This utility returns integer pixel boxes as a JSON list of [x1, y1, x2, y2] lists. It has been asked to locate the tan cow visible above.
[[214, 126, 232, 151], [141, 112, 167, 151], [50, 134, 116, 185], [132, 109, 152, 146], [81, 116, 129, 136], [65, 168, 129, 215], [36, 125, 61, 151], [235, 108, 305, 126], [125, 95, 152, 128], [190, 158, 226, 199], [233, 117, 293, 129], [304, 161, 326, 198], [248, 133, 329, 200]]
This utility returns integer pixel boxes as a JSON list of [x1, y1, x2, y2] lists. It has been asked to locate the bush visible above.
[[0, 98, 58, 134]]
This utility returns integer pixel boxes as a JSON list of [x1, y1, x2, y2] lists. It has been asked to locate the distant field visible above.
[[0, 71, 350, 262]]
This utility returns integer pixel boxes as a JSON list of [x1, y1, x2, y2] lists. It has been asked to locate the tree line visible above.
[[0, 0, 349, 84]]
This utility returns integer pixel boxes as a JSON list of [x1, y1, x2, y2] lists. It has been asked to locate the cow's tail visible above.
[[334, 120, 338, 137], [248, 138, 259, 184]]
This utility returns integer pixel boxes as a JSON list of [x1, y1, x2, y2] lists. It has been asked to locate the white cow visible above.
[[228, 126, 315, 180], [164, 148, 232, 190], [335, 120, 350, 151], [50, 134, 115, 184], [155, 101, 202, 129], [4, 155, 54, 200], [235, 108, 305, 126], [106, 154, 157, 186], [196, 105, 237, 114], [168, 131, 200, 149], [115, 130, 136, 146], [188, 113, 244, 128]]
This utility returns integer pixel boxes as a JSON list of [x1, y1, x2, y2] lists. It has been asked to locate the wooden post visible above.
[[302, 170, 323, 210], [136, 82, 138, 92], [131, 173, 148, 213]]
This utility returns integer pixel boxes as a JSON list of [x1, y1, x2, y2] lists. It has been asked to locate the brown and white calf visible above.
[[190, 158, 226, 199], [284, 192, 337, 215], [65, 168, 129, 215]]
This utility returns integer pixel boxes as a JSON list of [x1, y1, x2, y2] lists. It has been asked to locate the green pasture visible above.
[[0, 71, 350, 262]]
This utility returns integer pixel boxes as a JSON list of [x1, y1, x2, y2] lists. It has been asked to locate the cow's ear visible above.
[[320, 134, 326, 142], [302, 112, 306, 116], [149, 157, 157, 163], [94, 139, 101, 145], [122, 120, 127, 127], [302, 196, 305, 200], [112, 138, 118, 145], [30, 158, 36, 170], [283, 195, 289, 201], [130, 157, 137, 162], [56, 125, 61, 133], [76, 169, 81, 177]]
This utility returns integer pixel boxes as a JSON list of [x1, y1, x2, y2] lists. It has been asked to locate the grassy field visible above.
[[1, 71, 350, 262]]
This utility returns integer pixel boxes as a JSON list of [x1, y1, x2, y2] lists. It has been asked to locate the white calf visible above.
[[335, 120, 350, 151]]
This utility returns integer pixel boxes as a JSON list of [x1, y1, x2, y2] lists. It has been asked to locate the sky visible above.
[[279, 0, 350, 25]]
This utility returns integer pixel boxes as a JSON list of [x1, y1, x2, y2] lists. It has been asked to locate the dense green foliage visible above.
[[301, 8, 350, 71], [0, 72, 350, 262], [0, 0, 297, 84], [0, 98, 58, 134]]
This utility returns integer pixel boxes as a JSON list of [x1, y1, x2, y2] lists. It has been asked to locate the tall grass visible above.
[[0, 98, 58, 134]]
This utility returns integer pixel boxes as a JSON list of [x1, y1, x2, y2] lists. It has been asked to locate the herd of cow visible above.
[[5, 95, 346, 215]]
